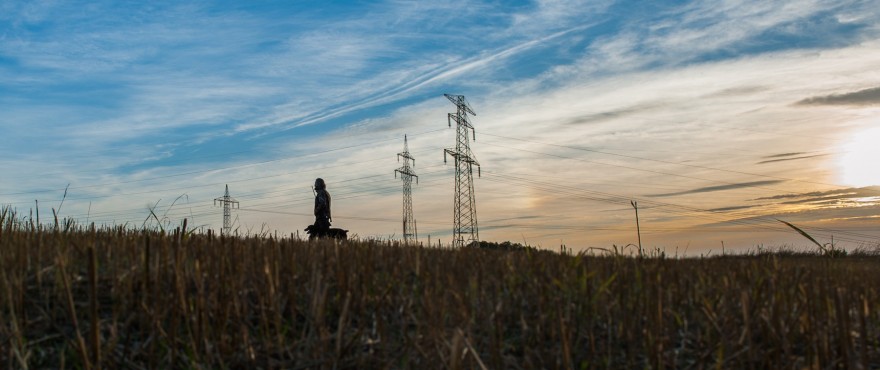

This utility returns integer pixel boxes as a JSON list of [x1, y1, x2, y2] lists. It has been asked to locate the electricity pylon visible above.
[[442, 94, 480, 248], [214, 184, 239, 235], [395, 135, 418, 244]]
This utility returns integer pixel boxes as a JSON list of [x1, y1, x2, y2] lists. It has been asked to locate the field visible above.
[[1, 211, 879, 369]]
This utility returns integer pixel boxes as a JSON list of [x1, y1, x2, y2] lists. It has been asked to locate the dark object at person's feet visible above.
[[304, 224, 349, 240]]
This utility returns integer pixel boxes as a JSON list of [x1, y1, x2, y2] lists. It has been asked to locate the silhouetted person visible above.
[[313, 178, 331, 237]]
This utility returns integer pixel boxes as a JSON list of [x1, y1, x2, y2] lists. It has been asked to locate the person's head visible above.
[[314, 178, 326, 190]]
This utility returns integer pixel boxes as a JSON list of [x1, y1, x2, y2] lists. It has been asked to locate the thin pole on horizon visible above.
[[632, 200, 642, 256]]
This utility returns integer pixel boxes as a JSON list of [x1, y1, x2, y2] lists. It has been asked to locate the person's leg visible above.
[[315, 217, 330, 237]]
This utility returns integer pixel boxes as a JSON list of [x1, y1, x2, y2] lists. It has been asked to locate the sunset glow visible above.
[[1, 1, 878, 253], [839, 126, 880, 188]]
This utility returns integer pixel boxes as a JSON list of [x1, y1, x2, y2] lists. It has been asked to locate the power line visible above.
[[59, 167, 450, 222], [480, 131, 871, 192], [48, 164, 880, 246], [470, 132, 879, 243], [480, 170, 875, 243], [237, 208, 449, 226], [479, 172, 878, 245], [478, 140, 826, 198], [0, 128, 449, 197], [18, 147, 876, 246], [1, 146, 447, 206], [7, 113, 873, 247]]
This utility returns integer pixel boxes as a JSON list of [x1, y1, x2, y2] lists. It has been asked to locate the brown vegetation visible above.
[[1, 209, 878, 369]]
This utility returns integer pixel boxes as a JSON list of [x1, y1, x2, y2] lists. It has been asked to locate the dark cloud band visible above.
[[797, 86, 880, 106], [649, 180, 786, 197]]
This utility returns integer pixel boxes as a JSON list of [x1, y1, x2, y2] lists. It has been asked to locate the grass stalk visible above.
[[88, 245, 101, 370], [57, 254, 92, 370]]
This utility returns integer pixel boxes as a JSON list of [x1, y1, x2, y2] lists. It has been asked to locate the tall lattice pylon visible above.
[[442, 94, 481, 248], [214, 184, 239, 235], [395, 135, 419, 244]]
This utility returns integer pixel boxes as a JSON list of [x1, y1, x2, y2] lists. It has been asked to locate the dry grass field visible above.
[[1, 209, 879, 369]]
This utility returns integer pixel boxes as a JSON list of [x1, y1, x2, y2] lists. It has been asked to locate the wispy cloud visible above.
[[755, 187, 880, 201], [762, 152, 808, 159], [2, 0, 880, 252], [757, 153, 827, 164], [649, 180, 787, 198], [796, 86, 880, 106], [235, 22, 601, 135], [707, 205, 760, 212]]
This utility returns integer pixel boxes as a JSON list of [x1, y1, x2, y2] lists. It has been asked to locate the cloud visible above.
[[565, 102, 663, 125], [511, 0, 614, 33], [757, 153, 827, 164], [753, 187, 880, 208], [754, 187, 879, 201], [762, 152, 808, 159], [649, 180, 787, 197], [707, 205, 759, 212], [701, 204, 880, 245], [258, 23, 598, 131], [796, 86, 880, 106], [705, 85, 770, 98]]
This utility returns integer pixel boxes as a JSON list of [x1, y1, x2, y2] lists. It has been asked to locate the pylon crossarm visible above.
[[396, 169, 417, 177], [443, 93, 461, 107], [444, 148, 460, 163], [449, 113, 461, 126], [444, 94, 476, 116]]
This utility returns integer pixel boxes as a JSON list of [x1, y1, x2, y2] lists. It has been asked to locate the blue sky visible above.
[[1, 0, 879, 253]]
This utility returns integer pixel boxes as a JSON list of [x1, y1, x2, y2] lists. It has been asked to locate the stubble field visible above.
[[1, 210, 878, 369]]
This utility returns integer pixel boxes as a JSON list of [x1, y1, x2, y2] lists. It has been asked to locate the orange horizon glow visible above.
[[838, 125, 880, 188]]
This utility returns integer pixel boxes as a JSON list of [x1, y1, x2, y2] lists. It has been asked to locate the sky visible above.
[[1, 0, 879, 254]]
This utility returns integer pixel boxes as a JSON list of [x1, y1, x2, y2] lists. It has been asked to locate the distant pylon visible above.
[[442, 94, 480, 248], [214, 184, 239, 235], [395, 135, 419, 244]]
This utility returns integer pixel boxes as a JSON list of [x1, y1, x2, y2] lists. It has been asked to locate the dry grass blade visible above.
[[777, 219, 825, 252], [57, 255, 92, 370]]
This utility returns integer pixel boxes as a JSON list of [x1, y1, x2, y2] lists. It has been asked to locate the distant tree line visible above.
[[477, 240, 534, 251]]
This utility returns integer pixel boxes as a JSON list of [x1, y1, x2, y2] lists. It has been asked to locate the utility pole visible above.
[[443, 94, 481, 248], [631, 200, 642, 256], [395, 135, 419, 244], [214, 184, 239, 235]]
